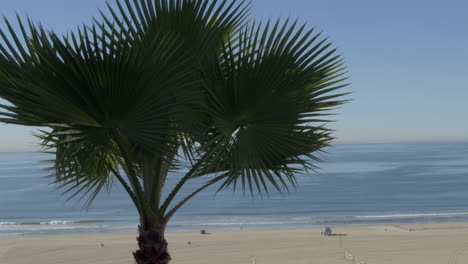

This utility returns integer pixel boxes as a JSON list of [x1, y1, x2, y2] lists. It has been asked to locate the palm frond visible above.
[[194, 19, 350, 195], [0, 0, 253, 208], [36, 128, 121, 208]]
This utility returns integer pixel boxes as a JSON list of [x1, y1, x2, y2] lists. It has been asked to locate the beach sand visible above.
[[3, 223, 468, 264]]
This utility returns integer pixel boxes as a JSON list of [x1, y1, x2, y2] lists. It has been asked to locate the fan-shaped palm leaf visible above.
[[188, 19, 349, 193]]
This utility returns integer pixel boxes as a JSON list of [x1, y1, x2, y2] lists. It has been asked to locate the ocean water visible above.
[[1, 141, 468, 236]]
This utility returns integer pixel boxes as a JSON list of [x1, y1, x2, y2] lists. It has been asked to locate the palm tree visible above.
[[0, 0, 349, 263]]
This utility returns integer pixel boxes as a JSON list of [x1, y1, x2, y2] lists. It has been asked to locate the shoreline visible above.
[[3, 222, 468, 263], [5, 217, 468, 237]]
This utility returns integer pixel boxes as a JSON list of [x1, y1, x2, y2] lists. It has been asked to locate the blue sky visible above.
[[0, 0, 467, 151]]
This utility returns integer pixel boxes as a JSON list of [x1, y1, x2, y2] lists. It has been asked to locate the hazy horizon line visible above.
[[1, 139, 467, 153]]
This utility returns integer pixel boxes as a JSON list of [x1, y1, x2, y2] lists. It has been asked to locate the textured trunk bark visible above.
[[133, 225, 171, 264]]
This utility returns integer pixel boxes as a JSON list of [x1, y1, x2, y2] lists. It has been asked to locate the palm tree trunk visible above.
[[133, 225, 171, 264]]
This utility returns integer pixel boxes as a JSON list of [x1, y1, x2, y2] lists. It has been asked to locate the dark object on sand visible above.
[[201, 229, 207, 235], [321, 227, 333, 236]]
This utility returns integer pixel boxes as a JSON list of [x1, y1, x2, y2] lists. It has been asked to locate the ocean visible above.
[[1, 141, 468, 236]]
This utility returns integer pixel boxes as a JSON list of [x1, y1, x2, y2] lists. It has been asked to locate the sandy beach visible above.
[[3, 223, 468, 264]]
